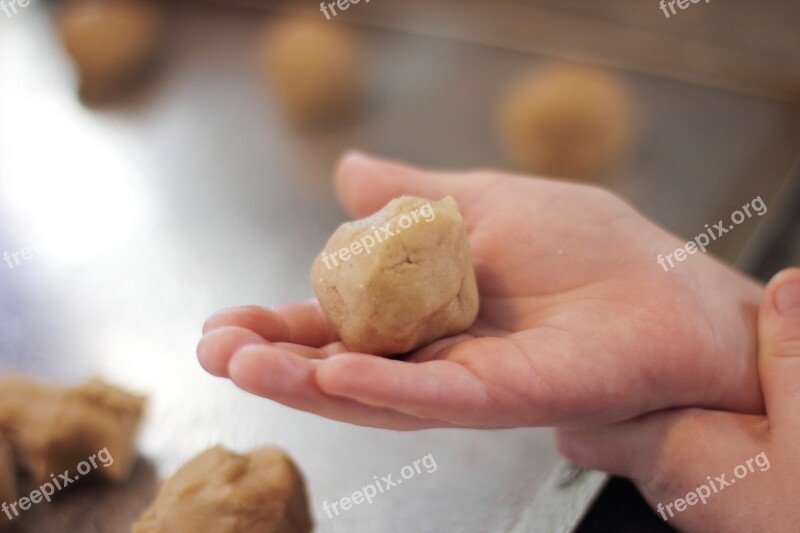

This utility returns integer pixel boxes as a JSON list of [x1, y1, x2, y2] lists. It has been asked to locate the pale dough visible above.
[[260, 18, 360, 127], [497, 64, 636, 180], [0, 376, 145, 485], [311, 196, 479, 355], [132, 446, 313, 533]]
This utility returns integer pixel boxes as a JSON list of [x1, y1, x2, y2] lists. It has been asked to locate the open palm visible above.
[[198, 152, 764, 430]]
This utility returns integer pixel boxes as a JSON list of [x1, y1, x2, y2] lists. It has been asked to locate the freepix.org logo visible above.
[[2, 448, 115, 523], [319, 202, 436, 271]]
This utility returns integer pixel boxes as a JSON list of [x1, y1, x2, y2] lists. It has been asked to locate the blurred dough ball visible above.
[[58, 0, 164, 101], [132, 446, 313, 533], [260, 18, 360, 128], [497, 64, 636, 180]]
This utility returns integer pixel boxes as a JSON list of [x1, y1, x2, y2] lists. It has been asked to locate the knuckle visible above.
[[772, 338, 800, 359]]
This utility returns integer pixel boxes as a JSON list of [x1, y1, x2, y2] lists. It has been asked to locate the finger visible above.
[[315, 352, 495, 427], [317, 330, 680, 428], [227, 344, 446, 431], [334, 151, 498, 220], [758, 267, 800, 439], [555, 409, 764, 484], [197, 326, 268, 377], [197, 328, 343, 380], [315, 335, 607, 427], [203, 301, 338, 347], [273, 341, 351, 359]]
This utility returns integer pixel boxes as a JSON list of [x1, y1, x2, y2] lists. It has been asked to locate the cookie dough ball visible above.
[[133, 446, 313, 533], [311, 196, 479, 356], [0, 436, 17, 509], [0, 376, 145, 485], [58, 0, 164, 101], [497, 64, 636, 180], [260, 18, 360, 127]]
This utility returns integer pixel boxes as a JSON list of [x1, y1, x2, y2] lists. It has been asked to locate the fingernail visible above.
[[775, 281, 800, 316]]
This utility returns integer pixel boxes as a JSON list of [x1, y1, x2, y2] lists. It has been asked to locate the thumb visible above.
[[757, 267, 800, 438], [333, 151, 496, 218]]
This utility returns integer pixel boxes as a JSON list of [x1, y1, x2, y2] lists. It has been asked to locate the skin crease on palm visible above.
[[197, 151, 765, 431]]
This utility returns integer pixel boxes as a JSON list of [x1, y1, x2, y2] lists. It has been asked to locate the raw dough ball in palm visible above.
[[260, 18, 360, 127], [311, 196, 479, 356], [132, 446, 313, 533], [498, 64, 636, 180], [59, 0, 164, 100]]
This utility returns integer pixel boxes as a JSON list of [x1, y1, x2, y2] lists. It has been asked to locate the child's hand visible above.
[[198, 152, 763, 430], [556, 269, 800, 531]]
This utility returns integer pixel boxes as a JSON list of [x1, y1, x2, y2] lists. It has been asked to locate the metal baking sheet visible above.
[[0, 1, 798, 531]]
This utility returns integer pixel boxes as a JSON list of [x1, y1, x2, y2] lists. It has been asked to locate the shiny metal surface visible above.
[[0, 2, 797, 532]]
